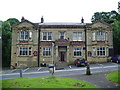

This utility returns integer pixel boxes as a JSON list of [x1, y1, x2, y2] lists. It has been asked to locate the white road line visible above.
[[38, 67, 41, 71], [23, 68, 29, 72], [11, 69, 17, 72], [1, 65, 118, 77]]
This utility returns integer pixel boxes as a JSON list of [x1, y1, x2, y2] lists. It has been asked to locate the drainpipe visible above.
[[38, 25, 41, 67], [84, 25, 87, 61], [52, 43, 54, 64]]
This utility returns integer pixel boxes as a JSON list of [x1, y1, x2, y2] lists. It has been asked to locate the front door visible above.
[[60, 52, 65, 61]]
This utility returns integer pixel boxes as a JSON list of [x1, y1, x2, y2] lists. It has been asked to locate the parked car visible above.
[[74, 58, 88, 67], [111, 55, 120, 63]]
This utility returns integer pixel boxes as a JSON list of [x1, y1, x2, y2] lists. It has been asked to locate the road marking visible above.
[[38, 67, 42, 71], [1, 65, 118, 77], [23, 68, 29, 72], [11, 69, 17, 73]]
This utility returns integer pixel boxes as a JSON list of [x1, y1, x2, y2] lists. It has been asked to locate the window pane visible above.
[[73, 32, 77, 41], [92, 32, 96, 41], [43, 32, 47, 40], [48, 32, 52, 40], [60, 32, 64, 39], [29, 32, 32, 40], [25, 32, 29, 40], [78, 32, 82, 41], [20, 32, 24, 40]]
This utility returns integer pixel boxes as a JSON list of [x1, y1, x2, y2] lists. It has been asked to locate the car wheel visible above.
[[76, 64, 79, 67]]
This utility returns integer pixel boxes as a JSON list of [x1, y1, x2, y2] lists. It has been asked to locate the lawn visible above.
[[2, 76, 97, 88], [106, 71, 120, 84]]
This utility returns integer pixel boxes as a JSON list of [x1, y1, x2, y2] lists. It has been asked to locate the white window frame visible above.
[[74, 47, 82, 56], [93, 47, 96, 56], [43, 47, 51, 56], [19, 47, 28, 56], [19, 47, 32, 56], [20, 32, 29, 41], [97, 32, 105, 41], [92, 32, 96, 41], [97, 47, 106, 56], [73, 32, 82, 41], [42, 32, 52, 41], [29, 32, 32, 41]]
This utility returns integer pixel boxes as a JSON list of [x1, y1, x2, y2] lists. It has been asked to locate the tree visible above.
[[2, 18, 19, 67], [91, 10, 119, 24], [112, 20, 120, 54]]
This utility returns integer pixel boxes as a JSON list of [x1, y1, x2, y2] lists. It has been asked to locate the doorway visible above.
[[58, 46, 67, 62]]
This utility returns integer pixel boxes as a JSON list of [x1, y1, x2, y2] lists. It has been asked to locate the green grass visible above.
[[2, 76, 97, 88], [106, 71, 120, 84]]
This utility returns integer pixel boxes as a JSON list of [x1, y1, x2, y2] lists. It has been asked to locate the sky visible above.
[[0, 0, 119, 23]]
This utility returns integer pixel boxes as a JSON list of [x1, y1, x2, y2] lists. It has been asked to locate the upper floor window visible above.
[[60, 32, 65, 39], [20, 32, 32, 41], [97, 32, 105, 41], [43, 32, 52, 41], [74, 47, 82, 56], [73, 32, 82, 41]]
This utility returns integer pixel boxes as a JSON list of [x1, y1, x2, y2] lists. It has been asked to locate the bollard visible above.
[[86, 63, 91, 75], [20, 69, 23, 77]]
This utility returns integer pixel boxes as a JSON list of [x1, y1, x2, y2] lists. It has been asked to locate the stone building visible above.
[[11, 17, 113, 68]]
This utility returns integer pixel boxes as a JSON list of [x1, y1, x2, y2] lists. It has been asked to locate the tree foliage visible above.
[[91, 11, 120, 55], [2, 18, 19, 67]]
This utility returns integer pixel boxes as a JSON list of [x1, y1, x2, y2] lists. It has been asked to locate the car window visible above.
[[118, 56, 120, 59]]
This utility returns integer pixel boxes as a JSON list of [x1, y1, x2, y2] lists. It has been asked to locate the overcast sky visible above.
[[0, 0, 119, 23]]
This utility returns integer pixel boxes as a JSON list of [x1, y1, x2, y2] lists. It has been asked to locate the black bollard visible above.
[[20, 69, 23, 77]]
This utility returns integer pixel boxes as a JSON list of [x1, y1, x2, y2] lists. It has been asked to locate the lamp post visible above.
[[52, 43, 54, 64]]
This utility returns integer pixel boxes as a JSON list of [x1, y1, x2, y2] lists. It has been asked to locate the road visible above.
[[1, 62, 119, 79]]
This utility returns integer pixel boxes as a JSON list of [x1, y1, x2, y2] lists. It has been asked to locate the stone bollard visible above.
[[86, 63, 91, 75], [20, 69, 23, 77]]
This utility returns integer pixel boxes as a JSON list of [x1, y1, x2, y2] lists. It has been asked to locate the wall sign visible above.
[[33, 51, 38, 56]]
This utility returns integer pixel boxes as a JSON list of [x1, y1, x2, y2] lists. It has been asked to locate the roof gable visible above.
[[91, 20, 111, 28]]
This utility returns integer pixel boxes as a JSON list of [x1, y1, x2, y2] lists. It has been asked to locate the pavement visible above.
[[62, 72, 120, 88]]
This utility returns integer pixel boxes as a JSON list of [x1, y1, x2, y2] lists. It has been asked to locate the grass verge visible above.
[[106, 71, 120, 84], [2, 76, 97, 88]]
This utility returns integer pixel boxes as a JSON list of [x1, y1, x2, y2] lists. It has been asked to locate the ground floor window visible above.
[[19, 47, 32, 56], [74, 47, 82, 56], [43, 47, 51, 56], [93, 47, 106, 56]]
